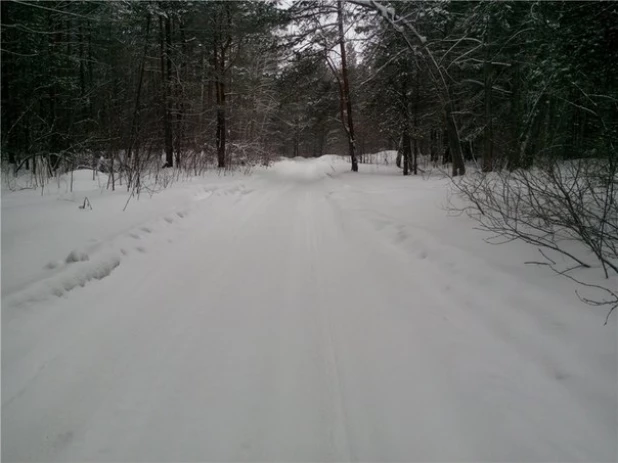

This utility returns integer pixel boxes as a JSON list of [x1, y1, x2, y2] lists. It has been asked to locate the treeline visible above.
[[2, 1, 288, 181], [355, 0, 617, 175], [2, 1, 616, 178]]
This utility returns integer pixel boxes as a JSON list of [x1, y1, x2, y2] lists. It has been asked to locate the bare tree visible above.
[[337, 0, 359, 172]]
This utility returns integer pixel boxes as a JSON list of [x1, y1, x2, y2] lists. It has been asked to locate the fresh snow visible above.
[[2, 156, 616, 462]]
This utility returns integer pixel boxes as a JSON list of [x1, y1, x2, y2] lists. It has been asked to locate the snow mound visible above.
[[265, 156, 349, 182], [65, 249, 90, 263], [4, 252, 121, 310]]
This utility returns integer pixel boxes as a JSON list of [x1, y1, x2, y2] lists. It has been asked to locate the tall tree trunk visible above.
[[520, 93, 549, 169], [429, 129, 436, 165], [293, 122, 299, 158], [127, 14, 150, 163], [413, 72, 419, 175], [79, 23, 85, 100], [165, 15, 174, 167], [160, 14, 173, 168], [2, 1, 16, 165], [445, 107, 465, 176], [293, 96, 300, 157], [482, 15, 493, 172], [483, 73, 493, 172], [215, 43, 226, 168], [214, 4, 230, 169], [87, 21, 94, 119], [199, 41, 206, 149], [174, 19, 186, 169], [337, 0, 358, 172], [508, 61, 521, 170], [402, 131, 411, 175], [109, 151, 115, 191], [48, 11, 59, 164]]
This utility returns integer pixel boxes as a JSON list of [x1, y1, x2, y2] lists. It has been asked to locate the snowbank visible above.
[[262, 155, 350, 182], [1, 169, 256, 316]]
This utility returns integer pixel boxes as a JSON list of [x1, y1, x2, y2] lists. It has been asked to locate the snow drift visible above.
[[262, 155, 350, 182]]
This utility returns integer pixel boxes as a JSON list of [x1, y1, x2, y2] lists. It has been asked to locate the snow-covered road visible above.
[[2, 157, 617, 462]]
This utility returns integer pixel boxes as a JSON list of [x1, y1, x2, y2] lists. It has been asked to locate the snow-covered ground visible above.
[[2, 156, 616, 462]]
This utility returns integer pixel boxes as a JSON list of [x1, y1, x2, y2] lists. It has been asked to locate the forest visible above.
[[2, 1, 615, 177]]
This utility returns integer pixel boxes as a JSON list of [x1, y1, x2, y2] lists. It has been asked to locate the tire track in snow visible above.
[[307, 189, 354, 462], [3, 165, 615, 462]]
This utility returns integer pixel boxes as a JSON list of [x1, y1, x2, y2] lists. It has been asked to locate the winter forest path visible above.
[[2, 158, 616, 462]]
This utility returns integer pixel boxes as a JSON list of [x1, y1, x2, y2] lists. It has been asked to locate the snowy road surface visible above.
[[2, 157, 617, 462]]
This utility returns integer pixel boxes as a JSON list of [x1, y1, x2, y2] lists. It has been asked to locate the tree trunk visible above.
[[413, 72, 419, 175], [520, 93, 549, 169], [215, 45, 226, 168], [337, 0, 358, 172], [445, 107, 465, 176], [174, 19, 186, 169], [109, 152, 115, 191], [2, 1, 16, 165], [164, 15, 174, 167], [430, 129, 438, 165], [482, 16, 493, 172], [508, 61, 521, 170], [87, 21, 94, 118], [127, 14, 150, 163], [214, 5, 230, 169], [402, 131, 411, 175], [199, 41, 206, 149], [79, 23, 85, 100], [483, 73, 493, 171], [48, 11, 60, 164]]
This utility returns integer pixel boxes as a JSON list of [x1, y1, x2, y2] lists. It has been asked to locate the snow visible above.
[[2, 157, 616, 462], [265, 155, 350, 181]]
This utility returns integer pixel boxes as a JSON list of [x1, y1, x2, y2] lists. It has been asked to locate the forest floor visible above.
[[2, 156, 616, 462]]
